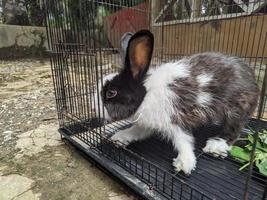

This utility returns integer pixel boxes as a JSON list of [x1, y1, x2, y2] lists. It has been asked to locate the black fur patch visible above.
[[169, 53, 259, 142], [102, 72, 147, 121]]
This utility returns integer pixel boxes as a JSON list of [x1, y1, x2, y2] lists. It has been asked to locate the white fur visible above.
[[110, 125, 151, 145], [109, 60, 198, 174], [93, 73, 118, 120], [196, 73, 213, 87], [145, 61, 190, 89], [135, 60, 190, 132], [197, 91, 212, 106], [203, 138, 231, 157], [135, 60, 196, 174]]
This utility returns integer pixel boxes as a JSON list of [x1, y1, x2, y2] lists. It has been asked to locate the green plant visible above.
[[230, 129, 267, 176]]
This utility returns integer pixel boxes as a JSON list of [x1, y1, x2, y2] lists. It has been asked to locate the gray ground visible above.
[[0, 59, 139, 200]]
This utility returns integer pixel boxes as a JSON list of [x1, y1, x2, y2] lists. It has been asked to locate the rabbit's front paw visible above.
[[203, 138, 231, 158], [173, 154, 196, 175], [110, 131, 131, 146]]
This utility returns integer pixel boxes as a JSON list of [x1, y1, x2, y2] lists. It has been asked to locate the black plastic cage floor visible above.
[[58, 119, 267, 200]]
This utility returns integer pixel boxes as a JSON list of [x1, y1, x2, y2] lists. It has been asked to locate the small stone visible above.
[[54, 153, 63, 157], [108, 192, 118, 197], [50, 107, 56, 111], [3, 130, 13, 135], [2, 131, 13, 144], [67, 161, 77, 168]]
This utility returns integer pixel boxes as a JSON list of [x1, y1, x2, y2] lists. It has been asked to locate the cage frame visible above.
[[44, 0, 267, 199]]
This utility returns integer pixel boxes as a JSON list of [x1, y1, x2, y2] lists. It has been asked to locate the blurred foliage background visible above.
[[0, 0, 145, 26], [0, 0, 44, 25]]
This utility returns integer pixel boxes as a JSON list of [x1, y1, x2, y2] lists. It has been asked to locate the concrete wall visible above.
[[0, 24, 48, 59]]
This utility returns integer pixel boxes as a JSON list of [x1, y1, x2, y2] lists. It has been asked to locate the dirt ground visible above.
[[0, 59, 139, 200]]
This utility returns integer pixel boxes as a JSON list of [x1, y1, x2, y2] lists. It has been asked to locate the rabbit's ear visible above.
[[121, 32, 133, 62], [125, 30, 154, 79]]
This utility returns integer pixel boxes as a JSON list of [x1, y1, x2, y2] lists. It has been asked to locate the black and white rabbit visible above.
[[99, 30, 259, 174]]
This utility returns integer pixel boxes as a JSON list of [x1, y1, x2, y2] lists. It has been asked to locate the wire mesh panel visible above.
[[151, 0, 267, 119], [45, 0, 267, 199]]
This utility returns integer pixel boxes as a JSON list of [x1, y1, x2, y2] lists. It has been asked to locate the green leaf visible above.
[[230, 146, 250, 162], [256, 160, 267, 176], [248, 134, 255, 144], [245, 144, 252, 151], [259, 132, 267, 145], [256, 152, 267, 160], [256, 159, 260, 166], [257, 145, 267, 153], [247, 133, 267, 152], [235, 158, 247, 163]]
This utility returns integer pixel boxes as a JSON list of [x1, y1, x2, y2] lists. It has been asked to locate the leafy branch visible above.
[[230, 129, 267, 176]]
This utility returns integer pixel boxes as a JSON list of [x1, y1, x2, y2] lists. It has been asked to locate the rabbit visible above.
[[99, 29, 259, 174]]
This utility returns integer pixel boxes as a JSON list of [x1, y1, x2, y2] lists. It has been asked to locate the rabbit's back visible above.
[[168, 52, 259, 129], [142, 53, 258, 128]]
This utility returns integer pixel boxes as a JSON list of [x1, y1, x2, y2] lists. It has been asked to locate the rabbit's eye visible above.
[[106, 89, 117, 99]]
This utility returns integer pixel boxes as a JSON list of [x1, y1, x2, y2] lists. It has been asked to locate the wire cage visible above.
[[45, 0, 267, 199]]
